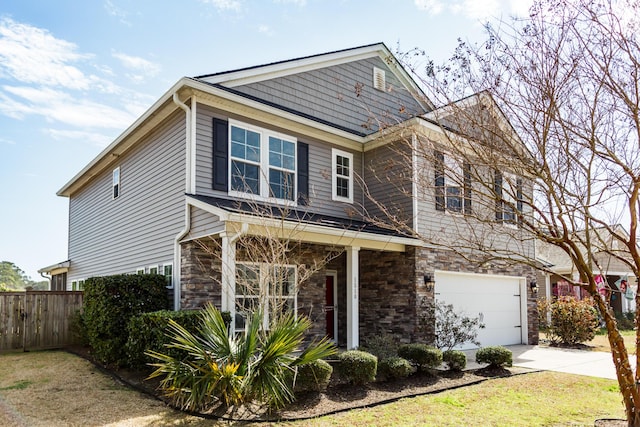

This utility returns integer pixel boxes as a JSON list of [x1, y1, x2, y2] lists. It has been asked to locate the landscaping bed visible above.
[[69, 345, 530, 422]]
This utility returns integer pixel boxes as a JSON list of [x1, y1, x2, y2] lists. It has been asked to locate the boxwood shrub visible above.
[[475, 346, 513, 368], [377, 356, 414, 381], [293, 359, 333, 393], [397, 343, 443, 370], [83, 274, 169, 365], [335, 350, 377, 385], [126, 309, 203, 368], [442, 349, 467, 371]]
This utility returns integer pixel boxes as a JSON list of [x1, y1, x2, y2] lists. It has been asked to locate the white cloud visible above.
[[0, 137, 16, 145], [0, 17, 94, 90], [104, 0, 132, 26], [45, 128, 114, 147], [1, 85, 138, 129], [198, 0, 243, 11], [273, 0, 307, 5], [414, 0, 532, 20], [258, 25, 274, 36], [112, 51, 161, 83]]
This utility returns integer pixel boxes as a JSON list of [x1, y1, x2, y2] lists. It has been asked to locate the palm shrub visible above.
[[146, 303, 336, 410]]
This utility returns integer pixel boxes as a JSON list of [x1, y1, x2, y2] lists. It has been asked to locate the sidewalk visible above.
[[464, 344, 628, 379]]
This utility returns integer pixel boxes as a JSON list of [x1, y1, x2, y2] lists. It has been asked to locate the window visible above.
[[162, 264, 173, 288], [332, 148, 353, 203], [435, 151, 471, 214], [149, 265, 159, 275], [136, 267, 146, 275], [235, 263, 297, 331], [495, 171, 523, 225], [112, 167, 120, 199], [229, 121, 296, 202], [71, 279, 85, 291]]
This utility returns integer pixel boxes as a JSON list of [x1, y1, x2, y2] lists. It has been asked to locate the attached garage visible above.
[[434, 271, 528, 349]]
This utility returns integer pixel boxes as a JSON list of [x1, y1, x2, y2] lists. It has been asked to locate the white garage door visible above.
[[434, 271, 525, 349]]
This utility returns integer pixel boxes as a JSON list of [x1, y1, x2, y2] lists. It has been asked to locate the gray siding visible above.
[[194, 104, 364, 220], [363, 141, 414, 230], [67, 112, 186, 282], [230, 57, 426, 136], [187, 206, 225, 240]]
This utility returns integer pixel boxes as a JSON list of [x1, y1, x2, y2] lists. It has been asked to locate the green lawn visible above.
[[280, 372, 624, 427], [0, 351, 627, 426]]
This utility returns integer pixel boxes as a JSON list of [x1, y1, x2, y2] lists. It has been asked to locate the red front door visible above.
[[325, 275, 335, 340]]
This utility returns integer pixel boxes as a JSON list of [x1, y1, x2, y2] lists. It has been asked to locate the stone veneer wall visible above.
[[180, 239, 223, 309], [358, 248, 418, 345]]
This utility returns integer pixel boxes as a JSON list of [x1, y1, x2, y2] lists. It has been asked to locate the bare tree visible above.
[[362, 0, 640, 423]]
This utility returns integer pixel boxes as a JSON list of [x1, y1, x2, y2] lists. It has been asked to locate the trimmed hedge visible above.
[[475, 346, 513, 368], [397, 343, 443, 370], [335, 350, 377, 385], [126, 309, 203, 368], [377, 356, 414, 381], [293, 359, 333, 393], [442, 350, 467, 371], [83, 274, 169, 365]]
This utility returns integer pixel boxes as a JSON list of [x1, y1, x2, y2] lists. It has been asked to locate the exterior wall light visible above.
[[529, 280, 538, 294], [424, 274, 434, 292]]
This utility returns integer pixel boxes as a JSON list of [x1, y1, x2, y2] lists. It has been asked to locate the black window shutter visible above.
[[297, 142, 309, 205], [516, 178, 524, 226], [212, 118, 229, 191], [494, 170, 503, 221], [434, 150, 445, 211], [463, 162, 472, 214]]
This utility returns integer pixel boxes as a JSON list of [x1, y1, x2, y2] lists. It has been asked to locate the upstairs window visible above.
[[229, 120, 297, 202], [495, 171, 523, 225], [112, 167, 120, 199], [332, 148, 353, 203], [435, 151, 471, 214]]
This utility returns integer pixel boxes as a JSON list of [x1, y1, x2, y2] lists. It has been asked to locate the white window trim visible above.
[[71, 278, 85, 291], [136, 267, 146, 275], [162, 262, 174, 289], [444, 155, 463, 214], [499, 171, 519, 228], [234, 262, 297, 332], [148, 265, 159, 275], [112, 167, 120, 199], [228, 119, 298, 206], [331, 148, 353, 203]]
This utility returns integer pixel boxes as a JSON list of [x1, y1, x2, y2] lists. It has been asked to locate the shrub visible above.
[[334, 350, 377, 385], [442, 350, 467, 371], [69, 309, 88, 346], [83, 274, 169, 365], [615, 311, 635, 331], [377, 356, 415, 381], [544, 296, 599, 345], [126, 309, 203, 368], [418, 299, 485, 351], [397, 343, 443, 370], [293, 359, 333, 393], [475, 346, 513, 368], [147, 304, 336, 410], [360, 333, 399, 360]]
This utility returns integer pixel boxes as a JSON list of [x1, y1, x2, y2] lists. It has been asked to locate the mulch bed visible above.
[[67, 345, 534, 422]]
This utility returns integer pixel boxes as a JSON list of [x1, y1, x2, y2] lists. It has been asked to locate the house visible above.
[[536, 225, 637, 315], [41, 43, 538, 349]]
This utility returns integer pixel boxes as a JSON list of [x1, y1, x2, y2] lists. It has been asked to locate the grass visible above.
[[589, 328, 636, 353], [0, 350, 627, 426]]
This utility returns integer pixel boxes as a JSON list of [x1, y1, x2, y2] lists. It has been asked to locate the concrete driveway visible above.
[[465, 345, 631, 379]]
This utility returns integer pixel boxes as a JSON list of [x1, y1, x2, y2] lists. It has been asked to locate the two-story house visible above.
[[41, 43, 538, 349]]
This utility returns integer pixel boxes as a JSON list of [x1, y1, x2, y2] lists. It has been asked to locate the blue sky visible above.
[[0, 0, 530, 281]]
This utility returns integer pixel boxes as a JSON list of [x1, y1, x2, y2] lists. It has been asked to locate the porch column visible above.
[[220, 232, 236, 314], [346, 246, 360, 349]]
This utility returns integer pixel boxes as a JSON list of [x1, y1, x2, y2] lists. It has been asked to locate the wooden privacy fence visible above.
[[0, 291, 84, 352]]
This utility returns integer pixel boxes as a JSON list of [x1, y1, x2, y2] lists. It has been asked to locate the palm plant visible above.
[[146, 303, 336, 411]]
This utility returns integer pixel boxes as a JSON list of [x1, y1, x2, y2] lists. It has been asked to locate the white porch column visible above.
[[220, 232, 236, 315], [346, 246, 360, 349]]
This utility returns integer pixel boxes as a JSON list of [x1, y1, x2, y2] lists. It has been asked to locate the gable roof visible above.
[[196, 42, 433, 112]]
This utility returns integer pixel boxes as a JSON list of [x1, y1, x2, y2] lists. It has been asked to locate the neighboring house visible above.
[[41, 43, 538, 349], [536, 225, 637, 314]]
